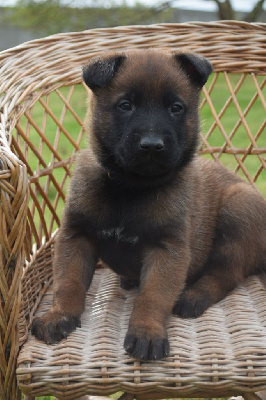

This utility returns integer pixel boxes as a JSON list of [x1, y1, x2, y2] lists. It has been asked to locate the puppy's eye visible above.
[[170, 103, 183, 114], [118, 101, 132, 111]]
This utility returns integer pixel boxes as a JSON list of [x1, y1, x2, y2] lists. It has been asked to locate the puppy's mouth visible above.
[[128, 161, 169, 177], [101, 151, 178, 188], [116, 152, 172, 178]]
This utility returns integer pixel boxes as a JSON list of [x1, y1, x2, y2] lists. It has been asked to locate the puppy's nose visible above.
[[139, 136, 164, 151]]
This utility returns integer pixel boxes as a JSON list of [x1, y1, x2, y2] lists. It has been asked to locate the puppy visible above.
[[32, 49, 266, 360]]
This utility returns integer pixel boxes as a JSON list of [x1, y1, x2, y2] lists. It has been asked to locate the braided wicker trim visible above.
[[0, 151, 29, 399]]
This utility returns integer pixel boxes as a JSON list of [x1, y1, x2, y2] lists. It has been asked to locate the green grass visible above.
[[200, 73, 265, 197], [14, 84, 88, 237]]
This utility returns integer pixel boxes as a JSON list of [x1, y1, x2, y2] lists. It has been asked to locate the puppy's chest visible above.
[[97, 225, 139, 245], [68, 187, 175, 278], [96, 222, 143, 278]]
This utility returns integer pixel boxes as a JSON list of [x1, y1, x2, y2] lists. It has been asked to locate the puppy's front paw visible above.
[[124, 333, 169, 360], [32, 311, 81, 344], [173, 289, 211, 318]]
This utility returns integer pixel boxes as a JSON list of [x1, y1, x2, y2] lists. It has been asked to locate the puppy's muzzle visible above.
[[139, 135, 165, 152]]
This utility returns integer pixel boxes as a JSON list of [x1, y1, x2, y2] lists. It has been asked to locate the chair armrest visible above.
[[0, 131, 29, 397]]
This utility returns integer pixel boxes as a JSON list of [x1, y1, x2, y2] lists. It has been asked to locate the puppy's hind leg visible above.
[[174, 183, 266, 318], [173, 262, 241, 318]]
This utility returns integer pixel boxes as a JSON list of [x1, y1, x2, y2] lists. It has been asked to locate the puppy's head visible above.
[[83, 49, 212, 187]]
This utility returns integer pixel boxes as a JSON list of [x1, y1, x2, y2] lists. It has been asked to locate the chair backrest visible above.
[[1, 22, 265, 252]]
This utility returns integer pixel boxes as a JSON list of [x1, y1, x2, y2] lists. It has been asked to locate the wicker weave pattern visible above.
[[0, 21, 265, 399], [17, 269, 266, 399]]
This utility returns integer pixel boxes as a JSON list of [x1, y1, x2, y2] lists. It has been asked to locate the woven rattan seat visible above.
[[0, 21, 265, 400]]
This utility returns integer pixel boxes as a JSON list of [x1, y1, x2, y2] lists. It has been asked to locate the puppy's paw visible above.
[[124, 333, 169, 360], [173, 289, 211, 318], [32, 311, 81, 344]]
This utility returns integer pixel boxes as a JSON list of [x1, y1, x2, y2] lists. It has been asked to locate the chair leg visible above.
[[243, 394, 264, 400], [118, 393, 135, 400], [72, 397, 110, 400], [256, 392, 266, 400], [72, 397, 90, 400]]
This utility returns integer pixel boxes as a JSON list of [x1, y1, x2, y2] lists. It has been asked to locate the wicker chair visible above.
[[0, 21, 265, 400]]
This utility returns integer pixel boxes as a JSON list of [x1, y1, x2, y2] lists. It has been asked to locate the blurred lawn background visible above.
[[201, 73, 265, 197]]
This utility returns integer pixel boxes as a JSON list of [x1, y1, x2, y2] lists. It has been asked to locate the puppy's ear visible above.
[[174, 52, 213, 87], [82, 54, 126, 91]]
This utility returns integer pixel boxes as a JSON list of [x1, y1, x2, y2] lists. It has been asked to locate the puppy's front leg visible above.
[[124, 241, 190, 360], [32, 227, 97, 343]]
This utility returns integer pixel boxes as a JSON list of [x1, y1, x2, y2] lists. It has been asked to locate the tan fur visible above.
[[32, 49, 266, 360]]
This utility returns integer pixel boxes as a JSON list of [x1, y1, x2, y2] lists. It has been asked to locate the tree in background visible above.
[[162, 0, 265, 20], [2, 0, 265, 36], [205, 0, 265, 20], [2, 0, 174, 35]]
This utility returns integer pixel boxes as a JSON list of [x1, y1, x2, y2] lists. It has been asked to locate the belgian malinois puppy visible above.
[[32, 49, 266, 360]]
